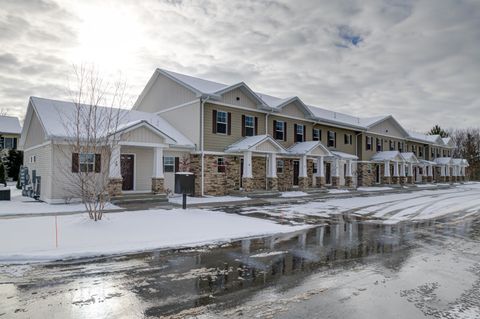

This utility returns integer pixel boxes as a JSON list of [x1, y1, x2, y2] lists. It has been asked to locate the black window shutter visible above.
[[175, 157, 179, 172], [241, 115, 246, 137], [212, 110, 217, 134], [334, 132, 337, 147], [254, 117, 258, 135], [273, 120, 277, 137], [312, 128, 315, 140], [227, 112, 232, 135], [303, 125, 306, 141], [294, 124, 298, 142], [13, 138, 17, 150], [284, 122, 287, 141], [72, 153, 79, 173], [95, 154, 101, 173]]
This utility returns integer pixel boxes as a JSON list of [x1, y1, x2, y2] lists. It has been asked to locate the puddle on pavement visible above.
[[1, 213, 478, 318]]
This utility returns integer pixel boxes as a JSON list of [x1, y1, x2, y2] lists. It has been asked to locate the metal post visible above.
[[182, 193, 187, 209]]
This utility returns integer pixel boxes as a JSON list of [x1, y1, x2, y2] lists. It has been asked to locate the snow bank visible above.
[[0, 209, 308, 263], [281, 191, 308, 198], [357, 186, 393, 192], [328, 189, 350, 194]]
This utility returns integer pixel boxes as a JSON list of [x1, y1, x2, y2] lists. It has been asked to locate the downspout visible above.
[[200, 96, 210, 197], [264, 112, 270, 190]]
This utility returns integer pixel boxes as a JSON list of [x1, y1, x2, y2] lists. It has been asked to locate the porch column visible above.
[[428, 165, 433, 177], [316, 156, 325, 188], [298, 155, 309, 190], [331, 158, 340, 188], [407, 162, 413, 184], [267, 153, 278, 191], [345, 160, 354, 188], [384, 160, 391, 177], [400, 162, 407, 184], [242, 151, 254, 191], [152, 147, 165, 194], [108, 145, 123, 197], [393, 161, 399, 176]]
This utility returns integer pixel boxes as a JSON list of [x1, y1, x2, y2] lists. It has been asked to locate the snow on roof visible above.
[[420, 159, 437, 165], [30, 96, 194, 148], [331, 151, 358, 160], [408, 131, 444, 145], [401, 152, 419, 164], [434, 157, 453, 165], [161, 69, 229, 94], [287, 141, 332, 156], [371, 151, 403, 161], [225, 135, 285, 153], [0, 115, 22, 135]]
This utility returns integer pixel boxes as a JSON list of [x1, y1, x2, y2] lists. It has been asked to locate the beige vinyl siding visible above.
[[313, 124, 357, 155], [368, 119, 405, 139], [23, 111, 46, 149], [121, 126, 166, 144], [121, 146, 153, 191], [281, 102, 307, 118], [24, 143, 52, 202], [406, 141, 427, 159], [160, 101, 200, 148], [135, 72, 197, 113], [360, 133, 406, 161], [220, 88, 258, 109], [204, 103, 266, 152], [269, 115, 313, 148]]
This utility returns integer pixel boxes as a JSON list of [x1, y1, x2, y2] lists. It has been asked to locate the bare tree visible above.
[[56, 64, 128, 221], [449, 128, 480, 180], [0, 109, 8, 116]]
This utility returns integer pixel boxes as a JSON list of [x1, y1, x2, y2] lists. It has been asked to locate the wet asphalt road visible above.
[[0, 212, 479, 318]]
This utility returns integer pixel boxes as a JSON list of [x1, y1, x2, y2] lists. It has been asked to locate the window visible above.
[[412, 145, 417, 155], [419, 146, 423, 157], [443, 150, 446, 157], [217, 157, 226, 173], [344, 134, 352, 145], [327, 131, 336, 147], [313, 128, 320, 141], [30, 155, 36, 163], [389, 140, 395, 151], [1, 137, 16, 149], [376, 138, 382, 152], [276, 160, 284, 174], [398, 142, 404, 152], [79, 153, 95, 173], [216, 111, 227, 134], [313, 162, 318, 174], [244, 115, 255, 136], [431, 148, 435, 158], [295, 124, 304, 142], [164, 156, 175, 172], [274, 121, 285, 140], [366, 136, 372, 150]]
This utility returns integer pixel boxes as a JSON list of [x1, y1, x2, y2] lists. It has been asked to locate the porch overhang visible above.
[[331, 151, 358, 161], [401, 152, 420, 164], [114, 119, 177, 145], [434, 157, 453, 166], [224, 135, 286, 154], [287, 141, 333, 157], [370, 151, 403, 163]]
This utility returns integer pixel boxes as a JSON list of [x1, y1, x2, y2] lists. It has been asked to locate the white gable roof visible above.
[[434, 157, 453, 165], [371, 151, 404, 162], [401, 152, 419, 164], [331, 151, 358, 160], [28, 97, 195, 148], [0, 116, 22, 134], [288, 141, 332, 156], [225, 135, 285, 153]]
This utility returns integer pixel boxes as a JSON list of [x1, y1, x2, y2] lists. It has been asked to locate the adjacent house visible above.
[[0, 115, 22, 151], [19, 68, 469, 202]]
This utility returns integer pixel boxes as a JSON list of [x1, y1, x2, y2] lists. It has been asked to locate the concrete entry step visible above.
[[229, 190, 281, 198], [110, 192, 168, 205]]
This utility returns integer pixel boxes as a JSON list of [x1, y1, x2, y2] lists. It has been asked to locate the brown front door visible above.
[[240, 158, 244, 188], [121, 154, 134, 191], [325, 162, 331, 184], [293, 161, 299, 186]]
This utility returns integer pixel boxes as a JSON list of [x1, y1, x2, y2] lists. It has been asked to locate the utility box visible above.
[[0, 188, 10, 200], [174, 172, 195, 195]]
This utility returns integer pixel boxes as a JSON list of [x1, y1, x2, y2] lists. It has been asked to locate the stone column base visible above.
[[316, 176, 326, 188], [331, 176, 340, 188], [152, 177, 165, 194], [345, 176, 354, 188], [445, 176, 450, 183], [406, 176, 413, 184], [400, 176, 407, 185], [392, 176, 400, 184], [108, 178, 123, 197], [382, 176, 391, 184], [427, 176, 433, 183], [267, 177, 278, 191], [298, 177, 309, 190], [242, 177, 254, 192], [422, 176, 428, 183]]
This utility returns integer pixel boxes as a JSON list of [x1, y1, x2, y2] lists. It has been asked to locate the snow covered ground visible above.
[[242, 183, 480, 224], [0, 209, 309, 263], [0, 185, 118, 216], [168, 195, 250, 205], [280, 191, 309, 197]]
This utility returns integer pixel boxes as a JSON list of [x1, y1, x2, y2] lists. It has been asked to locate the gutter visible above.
[[200, 95, 210, 197]]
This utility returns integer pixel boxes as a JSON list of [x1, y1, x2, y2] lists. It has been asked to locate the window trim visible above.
[[295, 124, 304, 142], [244, 115, 255, 137], [217, 157, 226, 173], [275, 120, 285, 141], [366, 136, 372, 150], [312, 128, 320, 141], [79, 153, 95, 173], [164, 156, 175, 173], [276, 159, 284, 174], [327, 131, 336, 147]]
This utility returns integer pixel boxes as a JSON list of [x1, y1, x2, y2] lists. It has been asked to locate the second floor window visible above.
[[344, 134, 352, 145], [376, 138, 382, 152], [398, 142, 403, 152], [327, 131, 336, 147], [0, 137, 16, 150], [419, 146, 423, 157], [294, 124, 304, 142], [274, 120, 285, 141], [243, 115, 255, 136], [412, 145, 417, 155], [216, 111, 227, 134], [313, 128, 320, 141], [366, 136, 372, 150], [431, 148, 435, 158], [389, 140, 395, 151]]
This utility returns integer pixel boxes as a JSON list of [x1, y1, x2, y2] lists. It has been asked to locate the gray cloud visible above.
[[0, 0, 479, 132]]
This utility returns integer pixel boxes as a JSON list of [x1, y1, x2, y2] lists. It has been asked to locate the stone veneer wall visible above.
[[357, 162, 376, 187], [251, 157, 267, 190], [277, 158, 294, 191]]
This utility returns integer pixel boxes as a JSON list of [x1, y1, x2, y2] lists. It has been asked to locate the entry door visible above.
[[293, 161, 300, 186], [376, 165, 381, 184], [325, 162, 331, 184], [121, 154, 134, 191]]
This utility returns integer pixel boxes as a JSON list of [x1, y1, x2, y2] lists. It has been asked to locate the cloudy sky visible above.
[[1, 0, 479, 131]]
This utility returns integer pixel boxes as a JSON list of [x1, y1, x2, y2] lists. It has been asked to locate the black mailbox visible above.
[[174, 172, 195, 195]]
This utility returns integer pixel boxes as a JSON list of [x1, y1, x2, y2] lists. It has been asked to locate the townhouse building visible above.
[[19, 68, 469, 202]]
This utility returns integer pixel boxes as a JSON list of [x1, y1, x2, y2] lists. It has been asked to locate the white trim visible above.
[[156, 99, 200, 114], [116, 120, 177, 144], [121, 153, 136, 191], [22, 141, 51, 153], [119, 141, 169, 148]]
